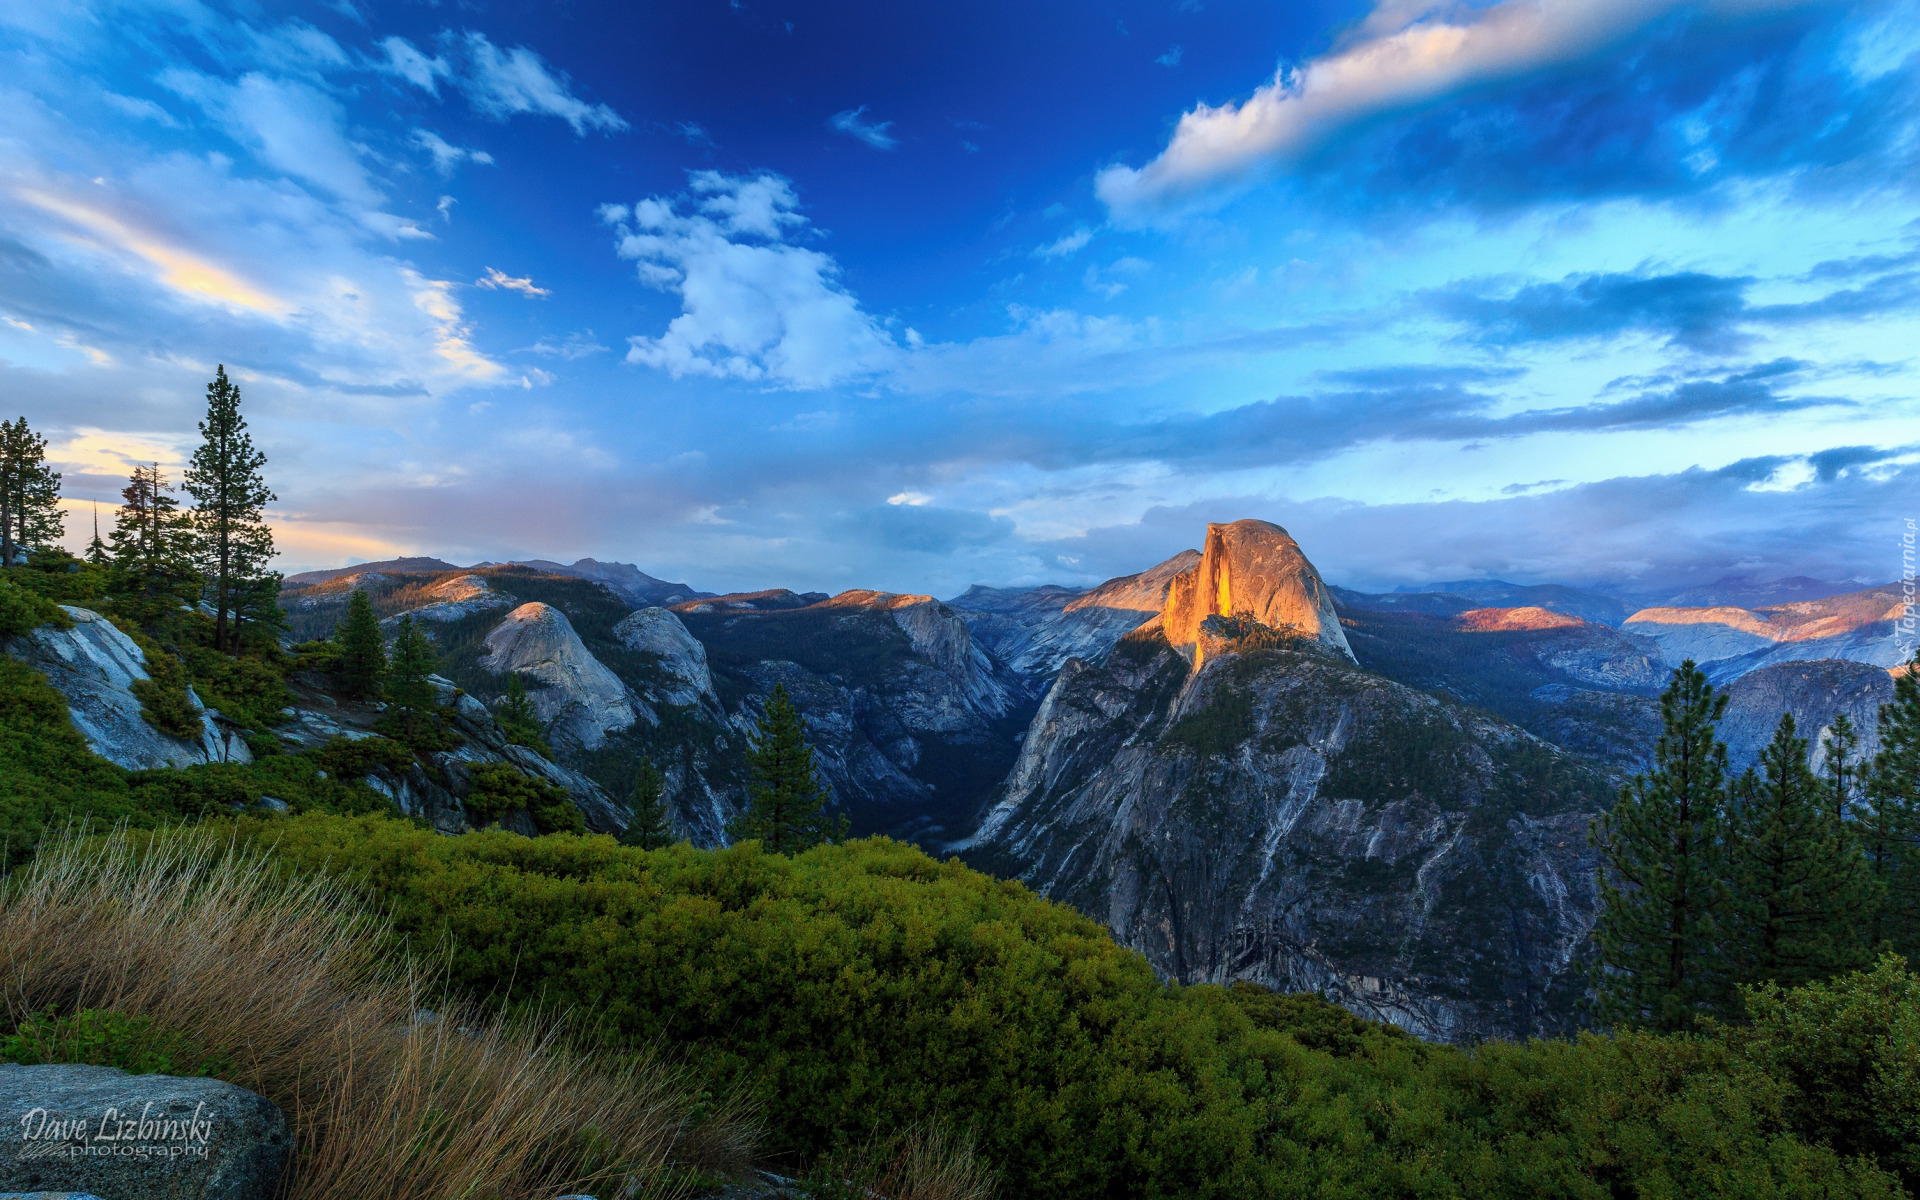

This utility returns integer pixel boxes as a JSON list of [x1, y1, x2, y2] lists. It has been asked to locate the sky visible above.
[[2, 0, 1917, 597]]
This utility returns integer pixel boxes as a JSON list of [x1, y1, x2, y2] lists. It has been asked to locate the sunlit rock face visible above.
[[1159, 519, 1354, 668], [480, 602, 644, 750]]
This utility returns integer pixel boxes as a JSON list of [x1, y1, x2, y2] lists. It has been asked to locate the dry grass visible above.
[[811, 1122, 998, 1200], [0, 826, 746, 1200]]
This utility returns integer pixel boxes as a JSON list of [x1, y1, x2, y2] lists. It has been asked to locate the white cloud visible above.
[[1096, 0, 1819, 221], [1034, 227, 1093, 258], [461, 33, 627, 135], [604, 172, 898, 389], [887, 491, 933, 506], [476, 266, 550, 298], [379, 36, 449, 93], [1157, 45, 1183, 67], [828, 106, 899, 150], [102, 93, 178, 126], [413, 129, 494, 174], [163, 70, 382, 208]]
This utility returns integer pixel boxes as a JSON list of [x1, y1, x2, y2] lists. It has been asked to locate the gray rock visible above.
[[480, 603, 648, 750], [0, 1064, 288, 1200], [612, 607, 721, 710], [3, 607, 251, 770], [1720, 658, 1896, 772]]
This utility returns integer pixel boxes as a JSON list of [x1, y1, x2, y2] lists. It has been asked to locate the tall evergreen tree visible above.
[[620, 758, 675, 850], [183, 366, 276, 654], [1725, 714, 1873, 989], [1590, 661, 1732, 1030], [0, 416, 64, 565], [1820, 712, 1862, 823], [384, 615, 439, 738], [495, 672, 550, 758], [335, 588, 386, 699], [85, 502, 110, 567], [1865, 652, 1920, 957], [106, 463, 196, 612], [729, 683, 847, 854]]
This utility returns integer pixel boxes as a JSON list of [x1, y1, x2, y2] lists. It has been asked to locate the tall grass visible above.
[[806, 1123, 997, 1200], [0, 826, 742, 1200]]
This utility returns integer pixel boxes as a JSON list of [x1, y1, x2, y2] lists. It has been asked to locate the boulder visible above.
[[0, 1064, 288, 1200], [4, 608, 252, 769]]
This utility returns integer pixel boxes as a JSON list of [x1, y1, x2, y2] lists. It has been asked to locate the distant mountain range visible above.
[[278, 534, 1910, 1042]]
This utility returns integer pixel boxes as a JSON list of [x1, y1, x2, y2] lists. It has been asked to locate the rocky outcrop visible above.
[[4, 608, 251, 770], [952, 552, 1200, 680], [613, 607, 722, 710], [965, 628, 1608, 1042], [381, 574, 512, 625], [1719, 658, 1896, 773], [480, 602, 646, 750], [1623, 584, 1910, 680], [0, 1064, 288, 1200], [1157, 521, 1353, 668]]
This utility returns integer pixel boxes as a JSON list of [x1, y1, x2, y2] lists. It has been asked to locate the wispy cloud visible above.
[[828, 106, 899, 150], [1034, 227, 1093, 259], [413, 129, 495, 174], [460, 32, 628, 135], [475, 267, 551, 298]]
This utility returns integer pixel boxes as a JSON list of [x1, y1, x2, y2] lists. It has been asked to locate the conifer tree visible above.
[[384, 615, 439, 737], [85, 502, 109, 567], [1590, 661, 1733, 1030], [107, 463, 196, 612], [495, 672, 550, 758], [1820, 712, 1861, 823], [1725, 714, 1873, 989], [1865, 652, 1920, 957], [0, 416, 64, 565], [620, 758, 675, 850], [184, 366, 276, 653], [335, 588, 386, 699], [729, 683, 847, 854]]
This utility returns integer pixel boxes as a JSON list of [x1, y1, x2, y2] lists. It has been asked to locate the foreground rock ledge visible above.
[[0, 1064, 288, 1200]]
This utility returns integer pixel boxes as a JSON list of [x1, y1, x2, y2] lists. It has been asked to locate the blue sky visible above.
[[3, 0, 1916, 596]]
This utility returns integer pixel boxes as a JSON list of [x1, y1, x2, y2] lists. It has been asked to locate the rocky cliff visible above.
[[1623, 584, 1910, 680], [479, 601, 649, 751], [964, 520, 1610, 1040], [1719, 658, 1895, 773], [5, 607, 252, 769], [951, 551, 1199, 679]]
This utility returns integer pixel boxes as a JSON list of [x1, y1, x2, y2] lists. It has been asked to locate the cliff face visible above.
[[1719, 658, 1895, 773], [479, 601, 649, 751], [1623, 584, 1910, 680], [1158, 521, 1353, 668], [953, 552, 1202, 680], [965, 626, 1606, 1041], [966, 521, 1609, 1041]]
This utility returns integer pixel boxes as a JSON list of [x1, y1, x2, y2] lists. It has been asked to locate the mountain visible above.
[[281, 557, 462, 588], [949, 552, 1198, 679], [1380, 580, 1630, 626], [1719, 658, 1895, 773], [1623, 583, 1909, 681], [964, 520, 1608, 1041], [506, 558, 712, 608], [1663, 575, 1866, 608]]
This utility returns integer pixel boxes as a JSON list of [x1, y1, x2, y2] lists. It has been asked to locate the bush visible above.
[[314, 734, 415, 781], [238, 813, 1905, 1200], [0, 575, 72, 638], [1, 1007, 226, 1077], [463, 762, 585, 835], [129, 647, 201, 740], [181, 642, 293, 731]]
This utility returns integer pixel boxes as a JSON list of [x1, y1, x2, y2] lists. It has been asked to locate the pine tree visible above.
[[495, 673, 550, 758], [1590, 661, 1733, 1030], [729, 683, 847, 854], [107, 463, 197, 613], [1820, 712, 1862, 823], [1724, 713, 1873, 989], [85, 502, 109, 567], [620, 758, 675, 850], [1865, 651, 1920, 957], [0, 416, 64, 565], [335, 588, 386, 699], [183, 366, 276, 654], [385, 615, 439, 736]]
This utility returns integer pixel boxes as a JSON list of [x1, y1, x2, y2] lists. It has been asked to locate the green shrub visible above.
[[181, 643, 293, 731], [1, 1008, 226, 1077], [129, 648, 202, 740], [315, 734, 415, 781], [0, 575, 72, 638], [233, 813, 1905, 1200], [463, 762, 585, 835]]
